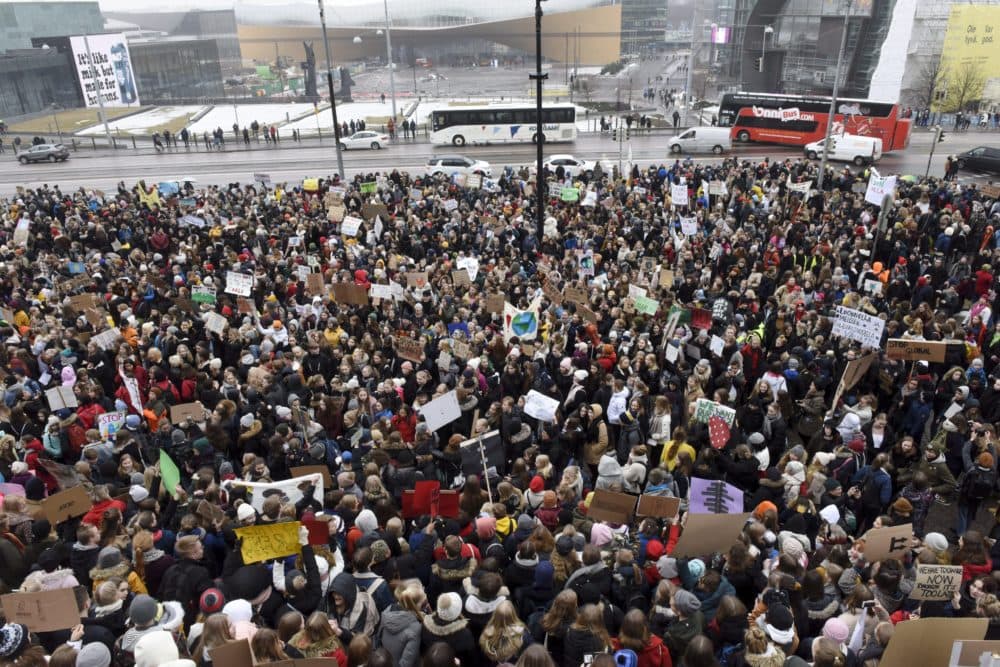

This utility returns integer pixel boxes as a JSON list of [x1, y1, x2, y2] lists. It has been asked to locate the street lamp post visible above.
[[382, 0, 398, 127], [530, 0, 548, 241], [817, 0, 852, 191], [761, 25, 773, 67], [50, 104, 62, 142], [318, 0, 346, 179]]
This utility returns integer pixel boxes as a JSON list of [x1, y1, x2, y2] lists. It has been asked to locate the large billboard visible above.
[[69, 33, 140, 108], [937, 6, 1000, 111]]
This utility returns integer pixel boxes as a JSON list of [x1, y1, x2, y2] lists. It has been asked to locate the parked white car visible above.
[[339, 131, 390, 150], [425, 154, 493, 178]]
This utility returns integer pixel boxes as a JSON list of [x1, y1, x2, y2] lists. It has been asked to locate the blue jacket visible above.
[[852, 466, 892, 507]]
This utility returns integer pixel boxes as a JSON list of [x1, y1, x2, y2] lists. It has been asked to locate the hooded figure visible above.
[[596, 452, 624, 490], [330, 572, 380, 640]]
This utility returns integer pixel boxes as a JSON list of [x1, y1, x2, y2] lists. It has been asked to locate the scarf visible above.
[[2, 532, 25, 554]]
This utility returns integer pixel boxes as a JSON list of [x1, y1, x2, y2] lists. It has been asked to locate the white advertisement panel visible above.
[[69, 33, 140, 108]]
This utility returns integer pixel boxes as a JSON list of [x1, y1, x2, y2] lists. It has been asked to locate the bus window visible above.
[[494, 111, 513, 123]]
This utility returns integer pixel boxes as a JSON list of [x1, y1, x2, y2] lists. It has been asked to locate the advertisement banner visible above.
[[69, 33, 140, 108]]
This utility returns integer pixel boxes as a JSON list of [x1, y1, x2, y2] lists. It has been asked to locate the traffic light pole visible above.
[[925, 125, 942, 179], [817, 0, 852, 191]]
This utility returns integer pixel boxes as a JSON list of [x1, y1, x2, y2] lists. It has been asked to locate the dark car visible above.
[[956, 146, 1000, 173], [18, 143, 70, 164]]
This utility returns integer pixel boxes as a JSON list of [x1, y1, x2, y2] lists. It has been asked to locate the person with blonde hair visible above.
[[377, 585, 424, 667], [562, 604, 611, 667], [190, 613, 233, 667], [287, 611, 348, 665], [741, 625, 785, 667], [479, 600, 532, 666], [536, 589, 577, 667]]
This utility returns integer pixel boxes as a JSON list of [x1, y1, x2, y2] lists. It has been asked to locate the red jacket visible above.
[[611, 635, 673, 667], [961, 559, 993, 583]]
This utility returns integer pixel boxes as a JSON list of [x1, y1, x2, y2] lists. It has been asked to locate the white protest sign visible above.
[[864, 279, 883, 295], [203, 311, 228, 335], [417, 390, 462, 432], [98, 411, 126, 439], [443, 199, 458, 212], [708, 180, 728, 196], [225, 271, 254, 297], [680, 217, 698, 236], [671, 183, 689, 207], [523, 390, 560, 423], [369, 284, 393, 300], [224, 473, 323, 513], [788, 180, 813, 195], [341, 216, 363, 237], [13, 219, 30, 246], [710, 335, 725, 357], [92, 329, 121, 351], [865, 171, 897, 206], [832, 305, 885, 349], [456, 257, 480, 281], [819, 504, 841, 525], [628, 284, 648, 299], [582, 190, 598, 207], [665, 344, 679, 363], [179, 215, 206, 228]]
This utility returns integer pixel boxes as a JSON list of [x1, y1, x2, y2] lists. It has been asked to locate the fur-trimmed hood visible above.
[[89, 561, 131, 582], [239, 420, 262, 440], [422, 613, 469, 637], [289, 631, 342, 658], [432, 555, 477, 581]]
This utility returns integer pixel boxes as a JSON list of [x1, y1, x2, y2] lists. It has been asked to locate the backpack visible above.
[[963, 466, 995, 501], [860, 470, 884, 511], [717, 642, 744, 666]]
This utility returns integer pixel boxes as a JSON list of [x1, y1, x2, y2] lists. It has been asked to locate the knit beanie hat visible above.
[[823, 618, 850, 644], [924, 532, 949, 553], [199, 588, 225, 615], [437, 592, 463, 622], [476, 516, 497, 540], [76, 642, 112, 667], [0, 624, 29, 660], [673, 590, 702, 616]]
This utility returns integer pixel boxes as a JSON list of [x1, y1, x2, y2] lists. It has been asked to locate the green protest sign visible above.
[[360, 182, 377, 194], [560, 187, 580, 203]]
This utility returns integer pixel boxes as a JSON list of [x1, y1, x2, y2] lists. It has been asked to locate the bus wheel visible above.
[[853, 156, 865, 166], [452, 135, 466, 146], [712, 145, 723, 154], [737, 130, 750, 142], [532, 133, 546, 144]]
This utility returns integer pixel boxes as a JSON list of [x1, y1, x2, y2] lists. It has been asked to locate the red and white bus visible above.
[[718, 92, 911, 151]]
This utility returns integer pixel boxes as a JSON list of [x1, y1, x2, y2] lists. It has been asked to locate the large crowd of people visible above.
[[0, 153, 998, 667]]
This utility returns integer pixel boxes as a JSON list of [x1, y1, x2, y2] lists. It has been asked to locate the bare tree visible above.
[[912, 55, 944, 109], [943, 61, 985, 113]]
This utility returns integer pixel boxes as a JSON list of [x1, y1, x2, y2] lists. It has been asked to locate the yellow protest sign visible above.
[[234, 521, 301, 563]]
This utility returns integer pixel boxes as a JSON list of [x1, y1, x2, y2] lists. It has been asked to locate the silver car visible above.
[[18, 143, 70, 164]]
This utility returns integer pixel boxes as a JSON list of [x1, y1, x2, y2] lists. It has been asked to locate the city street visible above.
[[3, 128, 995, 193]]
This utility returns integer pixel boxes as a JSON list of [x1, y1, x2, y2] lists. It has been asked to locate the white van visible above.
[[804, 134, 882, 166], [667, 126, 732, 154]]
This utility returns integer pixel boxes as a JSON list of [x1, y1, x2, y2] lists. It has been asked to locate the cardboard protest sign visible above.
[[305, 273, 325, 295], [169, 402, 205, 425], [42, 485, 91, 524], [331, 283, 369, 305], [486, 293, 505, 314], [452, 269, 471, 287], [563, 286, 588, 305], [911, 564, 963, 601], [587, 489, 636, 525], [863, 523, 912, 561], [395, 337, 424, 363], [67, 293, 100, 313], [203, 312, 228, 336], [523, 390, 560, 423], [234, 521, 302, 563], [291, 465, 333, 488], [952, 640, 1000, 666], [208, 639, 255, 667], [417, 391, 462, 432], [361, 203, 389, 221], [886, 339, 948, 363], [406, 272, 429, 289], [879, 618, 987, 667], [672, 513, 751, 558], [832, 305, 885, 348], [1, 588, 81, 632], [689, 477, 744, 514], [636, 494, 681, 519]]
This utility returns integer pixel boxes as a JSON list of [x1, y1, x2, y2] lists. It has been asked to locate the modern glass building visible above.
[[0, 1, 103, 53]]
